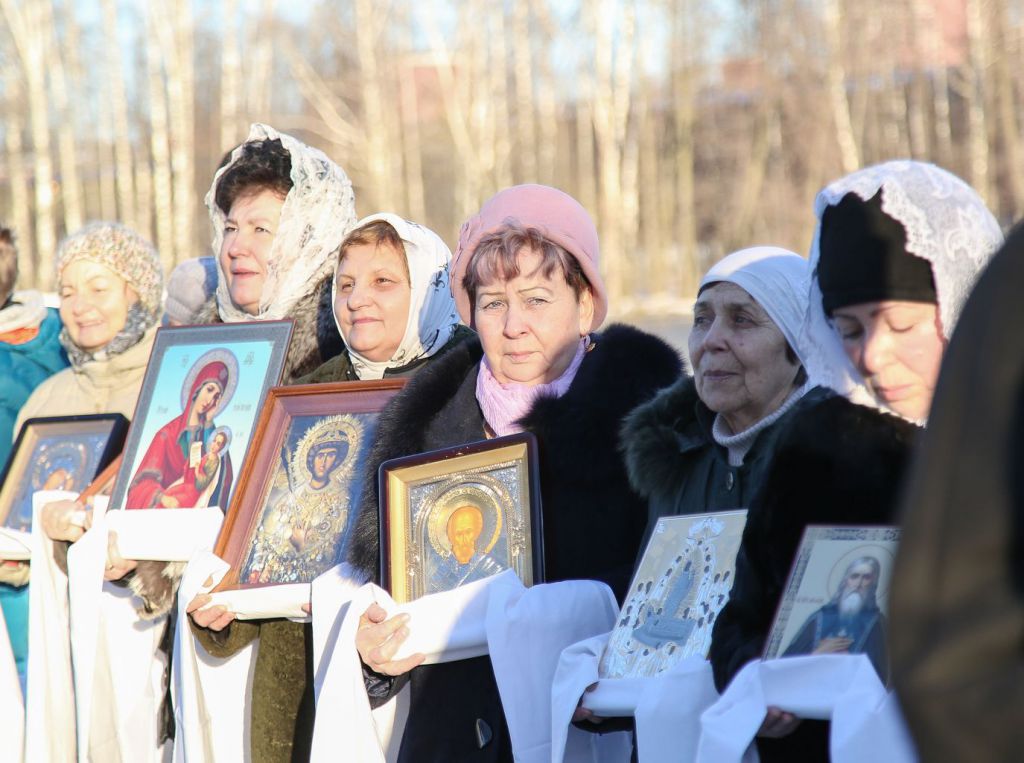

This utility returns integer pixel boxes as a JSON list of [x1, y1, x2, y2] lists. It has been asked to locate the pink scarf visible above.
[[475, 339, 588, 437]]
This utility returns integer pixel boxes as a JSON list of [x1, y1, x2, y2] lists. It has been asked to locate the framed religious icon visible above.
[[212, 380, 406, 591], [379, 433, 544, 603], [764, 525, 900, 684], [107, 321, 293, 512], [599, 510, 748, 679], [0, 414, 129, 532]]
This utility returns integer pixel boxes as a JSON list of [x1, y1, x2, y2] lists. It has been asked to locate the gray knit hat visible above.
[[56, 222, 164, 321], [163, 257, 217, 325]]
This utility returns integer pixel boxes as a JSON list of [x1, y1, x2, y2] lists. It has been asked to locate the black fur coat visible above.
[[347, 324, 681, 762], [709, 396, 919, 762]]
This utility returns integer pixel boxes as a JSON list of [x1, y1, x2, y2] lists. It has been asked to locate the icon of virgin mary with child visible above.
[[125, 349, 238, 511]]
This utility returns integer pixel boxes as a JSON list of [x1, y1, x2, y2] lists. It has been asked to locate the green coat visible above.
[[193, 326, 476, 763], [621, 375, 831, 544]]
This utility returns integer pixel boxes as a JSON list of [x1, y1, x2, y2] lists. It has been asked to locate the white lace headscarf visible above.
[[801, 160, 1003, 410], [333, 213, 461, 380], [206, 123, 357, 322]]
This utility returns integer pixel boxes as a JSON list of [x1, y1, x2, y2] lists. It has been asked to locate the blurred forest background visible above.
[[0, 0, 1022, 314]]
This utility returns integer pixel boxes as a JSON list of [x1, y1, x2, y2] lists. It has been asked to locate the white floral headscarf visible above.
[[801, 160, 1003, 411], [206, 123, 357, 322], [333, 213, 461, 380]]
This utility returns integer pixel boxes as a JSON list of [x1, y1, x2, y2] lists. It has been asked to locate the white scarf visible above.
[[0, 290, 47, 335], [699, 246, 817, 378], [335, 213, 461, 380], [207, 123, 358, 322], [800, 160, 1003, 415]]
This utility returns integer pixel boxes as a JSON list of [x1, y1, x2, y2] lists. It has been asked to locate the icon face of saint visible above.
[[307, 442, 343, 490], [194, 381, 223, 416], [447, 504, 484, 565], [210, 433, 228, 454], [843, 562, 877, 596]]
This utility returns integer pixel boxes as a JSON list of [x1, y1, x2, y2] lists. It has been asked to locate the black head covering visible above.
[[817, 190, 937, 314]]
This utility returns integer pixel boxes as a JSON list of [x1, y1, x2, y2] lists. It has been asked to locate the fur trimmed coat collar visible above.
[[621, 374, 831, 542]]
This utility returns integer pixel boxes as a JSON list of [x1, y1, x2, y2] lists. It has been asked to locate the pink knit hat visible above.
[[451, 184, 608, 329]]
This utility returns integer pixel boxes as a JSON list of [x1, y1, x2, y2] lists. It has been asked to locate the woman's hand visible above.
[[186, 576, 236, 631], [41, 499, 87, 542], [0, 560, 30, 587], [355, 603, 425, 676], [159, 495, 180, 509], [571, 682, 605, 724], [757, 706, 802, 738], [103, 530, 138, 581]]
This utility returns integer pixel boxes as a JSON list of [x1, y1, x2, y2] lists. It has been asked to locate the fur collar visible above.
[[620, 374, 702, 501], [189, 275, 343, 383]]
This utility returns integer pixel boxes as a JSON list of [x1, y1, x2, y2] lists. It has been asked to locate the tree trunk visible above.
[[43, 0, 83, 236], [964, 0, 991, 204], [1, 0, 56, 284], [4, 69, 34, 286], [220, 0, 241, 152], [102, 0, 137, 229], [146, 3, 175, 270]]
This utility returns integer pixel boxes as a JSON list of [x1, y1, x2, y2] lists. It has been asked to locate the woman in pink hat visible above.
[[345, 184, 682, 762]]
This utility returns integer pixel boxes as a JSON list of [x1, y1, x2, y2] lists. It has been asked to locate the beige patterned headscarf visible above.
[[206, 123, 358, 322]]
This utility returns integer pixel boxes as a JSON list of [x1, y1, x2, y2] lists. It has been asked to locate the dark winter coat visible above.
[[890, 223, 1024, 763], [347, 325, 682, 763], [621, 376, 831, 544], [192, 324, 476, 763], [709, 396, 919, 762]]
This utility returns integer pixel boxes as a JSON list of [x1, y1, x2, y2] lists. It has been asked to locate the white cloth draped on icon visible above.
[[310, 571, 627, 763], [0, 584, 24, 763], [24, 490, 79, 763], [551, 632, 719, 763], [172, 551, 258, 762], [696, 654, 916, 763]]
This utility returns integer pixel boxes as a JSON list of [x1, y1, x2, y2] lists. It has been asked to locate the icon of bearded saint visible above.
[[782, 556, 889, 682], [427, 500, 505, 594]]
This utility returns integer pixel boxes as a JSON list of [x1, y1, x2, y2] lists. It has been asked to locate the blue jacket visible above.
[[0, 307, 68, 466]]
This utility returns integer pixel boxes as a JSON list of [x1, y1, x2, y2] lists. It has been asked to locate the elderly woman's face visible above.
[[689, 282, 800, 432], [334, 242, 412, 363], [220, 188, 286, 315], [473, 246, 594, 386], [831, 300, 944, 420], [59, 260, 139, 352]]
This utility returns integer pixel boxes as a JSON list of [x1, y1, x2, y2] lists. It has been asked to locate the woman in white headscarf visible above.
[[296, 213, 473, 384], [190, 123, 358, 382], [709, 161, 1002, 762], [802, 159, 1003, 422], [621, 246, 829, 536], [186, 213, 471, 763]]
